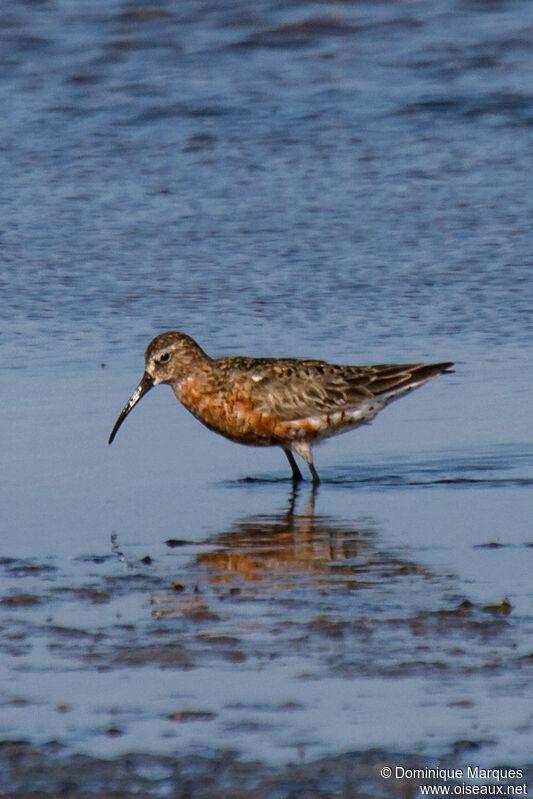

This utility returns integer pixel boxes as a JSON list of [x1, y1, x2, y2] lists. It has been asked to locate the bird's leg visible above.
[[291, 441, 320, 484], [283, 448, 303, 482], [308, 461, 320, 485]]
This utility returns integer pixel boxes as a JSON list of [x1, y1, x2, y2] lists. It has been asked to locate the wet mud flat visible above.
[[4, 742, 533, 799], [1, 466, 533, 796]]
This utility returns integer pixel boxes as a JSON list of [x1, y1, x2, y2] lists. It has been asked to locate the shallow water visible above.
[[1, 0, 533, 785], [2, 363, 532, 768]]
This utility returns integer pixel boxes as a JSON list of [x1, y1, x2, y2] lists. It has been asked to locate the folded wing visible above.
[[246, 359, 453, 421]]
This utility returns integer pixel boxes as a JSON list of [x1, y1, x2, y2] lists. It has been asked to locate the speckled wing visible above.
[[221, 358, 450, 422]]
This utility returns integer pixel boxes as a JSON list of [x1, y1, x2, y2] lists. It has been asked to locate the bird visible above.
[[108, 331, 453, 483]]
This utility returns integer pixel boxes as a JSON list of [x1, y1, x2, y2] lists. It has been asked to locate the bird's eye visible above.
[[159, 353, 171, 364]]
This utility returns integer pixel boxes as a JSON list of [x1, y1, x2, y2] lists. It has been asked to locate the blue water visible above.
[[1, 0, 532, 772]]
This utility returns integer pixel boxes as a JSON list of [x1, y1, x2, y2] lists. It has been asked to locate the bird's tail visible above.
[[373, 361, 454, 403]]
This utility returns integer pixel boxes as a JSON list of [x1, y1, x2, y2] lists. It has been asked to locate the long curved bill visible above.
[[108, 372, 154, 444]]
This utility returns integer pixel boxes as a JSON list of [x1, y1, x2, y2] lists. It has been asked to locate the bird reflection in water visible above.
[[150, 485, 429, 622], [193, 484, 377, 588]]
